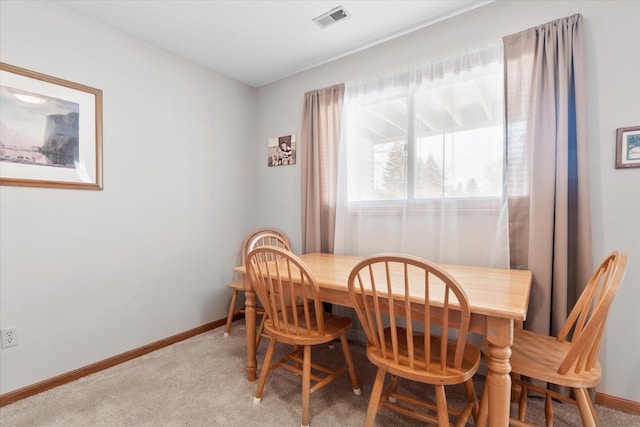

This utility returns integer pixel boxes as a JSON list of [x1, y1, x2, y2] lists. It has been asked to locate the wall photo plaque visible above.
[[268, 134, 296, 167]]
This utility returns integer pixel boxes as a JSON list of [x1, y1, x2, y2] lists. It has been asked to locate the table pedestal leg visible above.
[[245, 287, 257, 382], [484, 317, 513, 426]]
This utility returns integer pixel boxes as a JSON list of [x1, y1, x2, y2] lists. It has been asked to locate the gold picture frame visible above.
[[615, 125, 640, 169], [0, 62, 103, 189]]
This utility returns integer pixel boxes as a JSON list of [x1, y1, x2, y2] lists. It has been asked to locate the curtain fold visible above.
[[504, 14, 593, 336], [301, 84, 345, 254]]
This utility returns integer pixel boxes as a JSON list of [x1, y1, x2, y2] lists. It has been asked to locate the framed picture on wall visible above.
[[615, 125, 640, 169], [268, 134, 296, 167], [0, 62, 103, 189]]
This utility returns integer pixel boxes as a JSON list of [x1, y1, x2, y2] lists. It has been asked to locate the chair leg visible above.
[[544, 391, 553, 427], [574, 387, 598, 427], [518, 382, 529, 421], [339, 334, 361, 394], [584, 388, 599, 426], [301, 345, 312, 427], [464, 378, 479, 422], [511, 372, 523, 402], [387, 375, 399, 402], [254, 337, 278, 403], [435, 385, 449, 426], [364, 368, 386, 427], [256, 312, 267, 347], [476, 378, 489, 427], [224, 290, 239, 336]]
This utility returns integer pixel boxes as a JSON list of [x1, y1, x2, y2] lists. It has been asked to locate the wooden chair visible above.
[[347, 254, 480, 427], [246, 245, 361, 427], [224, 228, 291, 347], [476, 250, 627, 427]]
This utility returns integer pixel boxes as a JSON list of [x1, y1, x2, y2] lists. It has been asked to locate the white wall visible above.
[[256, 0, 640, 402], [0, 1, 258, 394]]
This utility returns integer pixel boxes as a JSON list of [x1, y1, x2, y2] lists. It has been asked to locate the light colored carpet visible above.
[[2, 323, 639, 426]]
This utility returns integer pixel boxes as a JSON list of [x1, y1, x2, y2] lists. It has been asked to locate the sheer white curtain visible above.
[[335, 41, 509, 268]]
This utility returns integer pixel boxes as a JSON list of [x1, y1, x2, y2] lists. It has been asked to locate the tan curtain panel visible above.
[[301, 83, 345, 254], [504, 14, 593, 336]]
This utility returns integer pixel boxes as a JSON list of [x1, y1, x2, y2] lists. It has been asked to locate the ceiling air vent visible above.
[[313, 6, 351, 29]]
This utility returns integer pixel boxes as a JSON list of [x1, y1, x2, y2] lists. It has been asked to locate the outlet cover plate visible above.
[[1, 327, 18, 348]]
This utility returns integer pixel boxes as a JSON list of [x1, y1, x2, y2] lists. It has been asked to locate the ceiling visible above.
[[53, 0, 493, 88]]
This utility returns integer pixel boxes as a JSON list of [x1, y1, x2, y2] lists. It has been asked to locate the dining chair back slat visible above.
[[348, 253, 480, 426], [224, 228, 290, 340], [349, 254, 471, 374], [246, 245, 361, 427], [245, 231, 291, 264], [248, 246, 323, 338], [557, 252, 626, 375]]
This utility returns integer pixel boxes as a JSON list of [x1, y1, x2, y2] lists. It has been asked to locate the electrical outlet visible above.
[[1, 327, 18, 348]]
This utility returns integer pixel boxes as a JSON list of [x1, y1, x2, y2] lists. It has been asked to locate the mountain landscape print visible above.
[[0, 85, 79, 168]]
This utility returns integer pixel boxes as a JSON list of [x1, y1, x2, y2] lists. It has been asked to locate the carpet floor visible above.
[[2, 323, 639, 426]]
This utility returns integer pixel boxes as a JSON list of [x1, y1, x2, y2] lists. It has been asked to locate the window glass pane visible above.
[[414, 136, 444, 198], [414, 127, 503, 199], [375, 140, 406, 200], [343, 42, 504, 204], [347, 96, 408, 201]]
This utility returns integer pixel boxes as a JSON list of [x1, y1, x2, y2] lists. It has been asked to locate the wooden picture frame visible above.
[[615, 125, 640, 169], [0, 62, 103, 189]]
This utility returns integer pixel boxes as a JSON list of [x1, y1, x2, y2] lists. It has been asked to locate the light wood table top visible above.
[[288, 252, 531, 319]]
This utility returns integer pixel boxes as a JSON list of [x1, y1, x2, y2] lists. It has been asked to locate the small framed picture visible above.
[[268, 134, 296, 167], [615, 125, 640, 169]]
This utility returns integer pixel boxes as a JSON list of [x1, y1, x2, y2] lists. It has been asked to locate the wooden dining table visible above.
[[234, 252, 532, 427]]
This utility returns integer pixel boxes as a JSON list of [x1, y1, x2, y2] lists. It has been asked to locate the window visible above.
[[335, 41, 509, 266], [342, 43, 505, 206]]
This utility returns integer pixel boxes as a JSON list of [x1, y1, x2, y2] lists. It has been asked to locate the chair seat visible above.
[[481, 328, 602, 388], [368, 328, 481, 385], [265, 312, 352, 345], [228, 278, 252, 292]]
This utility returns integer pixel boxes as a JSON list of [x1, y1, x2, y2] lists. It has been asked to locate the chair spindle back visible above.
[[246, 246, 325, 338], [348, 254, 471, 372], [240, 228, 291, 267], [557, 251, 627, 375]]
